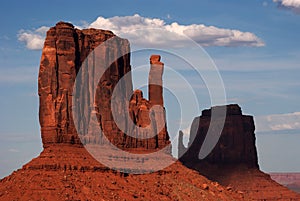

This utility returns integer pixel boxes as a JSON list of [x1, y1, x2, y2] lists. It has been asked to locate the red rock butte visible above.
[[179, 104, 300, 199], [179, 104, 258, 168], [38, 21, 170, 152]]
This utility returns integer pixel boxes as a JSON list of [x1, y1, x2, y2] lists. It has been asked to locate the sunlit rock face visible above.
[[38, 22, 170, 151]]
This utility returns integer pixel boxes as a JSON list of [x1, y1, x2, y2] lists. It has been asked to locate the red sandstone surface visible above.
[[0, 145, 242, 201], [0, 22, 299, 201]]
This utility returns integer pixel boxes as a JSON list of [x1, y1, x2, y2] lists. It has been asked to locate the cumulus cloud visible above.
[[19, 14, 264, 50], [89, 14, 265, 47], [273, 0, 300, 13], [255, 112, 300, 132], [18, 26, 49, 50]]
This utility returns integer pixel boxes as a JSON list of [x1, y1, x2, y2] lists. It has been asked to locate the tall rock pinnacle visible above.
[[128, 55, 170, 151], [149, 55, 164, 106]]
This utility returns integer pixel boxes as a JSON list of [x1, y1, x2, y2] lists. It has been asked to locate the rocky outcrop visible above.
[[127, 55, 169, 150], [39, 22, 170, 151], [177, 104, 300, 200], [179, 104, 258, 168]]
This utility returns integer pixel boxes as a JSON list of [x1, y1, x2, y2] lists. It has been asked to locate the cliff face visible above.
[[39, 22, 170, 151], [38, 22, 125, 145], [179, 104, 259, 168]]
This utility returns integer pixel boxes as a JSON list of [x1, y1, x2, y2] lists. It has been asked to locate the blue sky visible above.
[[0, 0, 300, 178]]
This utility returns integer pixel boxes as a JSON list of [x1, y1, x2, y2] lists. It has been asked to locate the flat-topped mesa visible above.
[[177, 105, 300, 200], [149, 55, 164, 106], [179, 104, 259, 168], [39, 22, 170, 151]]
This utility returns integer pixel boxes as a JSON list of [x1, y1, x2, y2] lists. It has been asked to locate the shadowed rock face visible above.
[[39, 22, 170, 151], [179, 104, 259, 168], [177, 105, 300, 200]]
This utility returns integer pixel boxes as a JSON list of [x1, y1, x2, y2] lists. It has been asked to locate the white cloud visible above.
[[18, 26, 49, 50], [19, 14, 264, 50], [274, 0, 300, 8], [89, 14, 265, 47], [255, 112, 300, 132], [273, 0, 300, 13]]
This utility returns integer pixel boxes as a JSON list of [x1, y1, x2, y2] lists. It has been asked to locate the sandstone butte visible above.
[[0, 22, 299, 201], [179, 104, 300, 200]]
